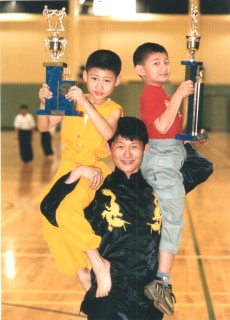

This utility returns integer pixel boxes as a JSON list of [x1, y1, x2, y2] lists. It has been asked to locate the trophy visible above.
[[176, 4, 208, 141], [37, 6, 79, 116]]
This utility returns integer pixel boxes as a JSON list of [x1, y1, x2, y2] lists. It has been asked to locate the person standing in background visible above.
[[14, 104, 35, 164]]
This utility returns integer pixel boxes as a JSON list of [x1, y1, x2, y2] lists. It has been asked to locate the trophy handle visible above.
[[182, 97, 188, 131]]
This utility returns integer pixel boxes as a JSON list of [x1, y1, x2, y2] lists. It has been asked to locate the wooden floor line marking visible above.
[[2, 301, 81, 305], [1, 252, 229, 260], [1, 253, 52, 257], [186, 200, 216, 320], [1, 213, 18, 228], [2, 289, 84, 294], [1, 302, 86, 318], [176, 255, 230, 260]]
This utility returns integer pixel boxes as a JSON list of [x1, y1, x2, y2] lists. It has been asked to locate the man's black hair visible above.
[[133, 42, 168, 66], [108, 117, 148, 147], [85, 49, 121, 77]]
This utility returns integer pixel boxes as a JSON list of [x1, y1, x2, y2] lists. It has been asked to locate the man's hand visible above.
[[65, 166, 103, 190]]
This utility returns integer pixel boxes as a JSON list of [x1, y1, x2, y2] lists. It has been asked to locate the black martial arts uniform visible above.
[[41, 131, 54, 156], [41, 168, 164, 320]]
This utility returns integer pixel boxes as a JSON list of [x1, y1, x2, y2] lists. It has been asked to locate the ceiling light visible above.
[[93, 0, 136, 17]]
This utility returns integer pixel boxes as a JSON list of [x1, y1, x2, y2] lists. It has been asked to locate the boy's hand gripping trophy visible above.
[[37, 6, 79, 116], [176, 4, 208, 141]]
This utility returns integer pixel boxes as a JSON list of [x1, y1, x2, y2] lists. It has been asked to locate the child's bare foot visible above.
[[94, 258, 111, 298], [85, 249, 111, 298], [77, 268, 92, 292]]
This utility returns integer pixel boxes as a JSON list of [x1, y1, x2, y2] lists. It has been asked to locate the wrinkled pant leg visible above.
[[141, 140, 186, 254], [129, 298, 164, 320], [87, 297, 129, 320], [81, 283, 129, 320], [81, 278, 164, 320]]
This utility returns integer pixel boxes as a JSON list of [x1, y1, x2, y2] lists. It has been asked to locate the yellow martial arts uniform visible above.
[[41, 98, 123, 275]]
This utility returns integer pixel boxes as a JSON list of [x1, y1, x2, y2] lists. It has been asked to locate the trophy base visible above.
[[36, 109, 80, 116], [175, 132, 208, 141]]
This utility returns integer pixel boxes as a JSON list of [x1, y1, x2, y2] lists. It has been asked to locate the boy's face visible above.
[[83, 68, 121, 105], [108, 135, 148, 179], [135, 52, 170, 87]]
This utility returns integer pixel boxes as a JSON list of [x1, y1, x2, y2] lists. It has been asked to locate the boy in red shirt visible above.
[[133, 42, 194, 315]]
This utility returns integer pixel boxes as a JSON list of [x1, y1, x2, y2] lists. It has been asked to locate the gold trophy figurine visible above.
[[186, 4, 201, 62], [43, 6, 67, 62]]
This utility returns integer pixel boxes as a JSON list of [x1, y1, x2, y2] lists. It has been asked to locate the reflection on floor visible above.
[[1, 130, 230, 320]]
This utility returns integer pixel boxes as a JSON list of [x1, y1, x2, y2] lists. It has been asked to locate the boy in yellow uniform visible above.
[[37, 49, 123, 297]]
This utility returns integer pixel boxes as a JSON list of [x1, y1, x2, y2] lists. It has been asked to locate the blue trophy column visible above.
[[37, 62, 78, 116]]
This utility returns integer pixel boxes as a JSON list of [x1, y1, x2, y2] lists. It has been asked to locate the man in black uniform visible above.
[[40, 116, 213, 319], [41, 117, 165, 319]]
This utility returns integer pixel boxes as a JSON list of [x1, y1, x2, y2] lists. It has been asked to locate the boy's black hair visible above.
[[108, 117, 148, 147], [85, 49, 121, 77], [133, 42, 168, 66], [20, 104, 28, 110]]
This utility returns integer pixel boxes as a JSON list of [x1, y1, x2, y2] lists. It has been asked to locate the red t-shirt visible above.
[[140, 85, 182, 139]]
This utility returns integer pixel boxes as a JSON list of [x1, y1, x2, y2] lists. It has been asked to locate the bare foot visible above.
[[94, 258, 111, 298], [77, 268, 92, 292]]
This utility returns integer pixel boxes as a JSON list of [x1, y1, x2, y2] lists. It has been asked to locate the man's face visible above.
[[109, 135, 147, 179]]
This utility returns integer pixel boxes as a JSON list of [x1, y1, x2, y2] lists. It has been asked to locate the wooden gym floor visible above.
[[1, 130, 230, 320]]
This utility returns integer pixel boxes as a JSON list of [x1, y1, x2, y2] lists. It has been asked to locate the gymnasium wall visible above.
[[1, 13, 230, 130]]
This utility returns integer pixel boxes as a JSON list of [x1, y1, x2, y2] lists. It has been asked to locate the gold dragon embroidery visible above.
[[147, 192, 162, 234], [101, 189, 131, 232]]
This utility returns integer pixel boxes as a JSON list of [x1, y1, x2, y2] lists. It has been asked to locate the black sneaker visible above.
[[144, 277, 176, 316]]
